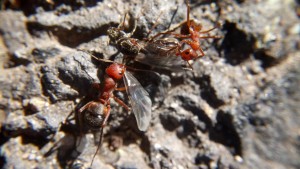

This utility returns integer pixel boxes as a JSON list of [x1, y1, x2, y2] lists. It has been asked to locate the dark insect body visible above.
[[107, 13, 143, 57]]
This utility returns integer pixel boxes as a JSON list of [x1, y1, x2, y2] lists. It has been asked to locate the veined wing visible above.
[[123, 71, 152, 131], [135, 38, 186, 71]]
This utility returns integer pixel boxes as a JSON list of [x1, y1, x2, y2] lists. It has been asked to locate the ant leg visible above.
[[89, 53, 114, 63], [90, 127, 104, 168], [78, 101, 92, 114], [150, 19, 188, 40], [112, 95, 130, 111], [186, 61, 193, 70], [199, 27, 217, 34], [150, 0, 192, 40], [145, 11, 163, 38], [180, 39, 191, 45], [75, 101, 92, 149], [151, 31, 191, 40], [170, 32, 191, 38], [185, 0, 191, 27], [78, 101, 97, 135], [115, 87, 126, 91], [61, 107, 76, 128], [101, 104, 111, 127], [90, 104, 109, 167], [149, 22, 186, 40], [199, 35, 222, 39], [167, 20, 187, 32], [128, 15, 137, 37], [198, 46, 205, 57], [199, 23, 221, 34]]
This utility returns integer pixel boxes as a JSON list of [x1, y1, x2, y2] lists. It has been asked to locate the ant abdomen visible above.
[[84, 102, 104, 128]]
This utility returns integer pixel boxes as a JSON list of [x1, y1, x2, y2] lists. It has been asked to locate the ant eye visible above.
[[185, 51, 190, 55]]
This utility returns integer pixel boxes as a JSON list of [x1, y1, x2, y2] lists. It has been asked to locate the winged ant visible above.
[[76, 54, 152, 167]]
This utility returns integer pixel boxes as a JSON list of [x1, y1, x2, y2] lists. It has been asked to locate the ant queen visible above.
[[77, 55, 152, 166]]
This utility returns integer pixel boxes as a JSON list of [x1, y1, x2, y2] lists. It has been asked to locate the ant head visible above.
[[107, 27, 126, 42], [105, 63, 126, 80], [189, 20, 202, 32]]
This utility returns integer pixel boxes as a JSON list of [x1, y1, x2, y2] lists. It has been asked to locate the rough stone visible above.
[[0, 0, 299, 169]]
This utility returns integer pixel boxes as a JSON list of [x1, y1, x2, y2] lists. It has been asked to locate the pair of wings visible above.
[[123, 71, 152, 131], [121, 39, 184, 131]]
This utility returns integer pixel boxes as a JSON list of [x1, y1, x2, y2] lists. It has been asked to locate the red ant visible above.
[[78, 55, 152, 166], [146, 0, 221, 68]]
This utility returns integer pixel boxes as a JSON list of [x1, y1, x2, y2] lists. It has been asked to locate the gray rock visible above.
[[0, 0, 299, 169]]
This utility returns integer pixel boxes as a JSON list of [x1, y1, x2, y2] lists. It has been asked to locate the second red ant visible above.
[[137, 0, 221, 69]]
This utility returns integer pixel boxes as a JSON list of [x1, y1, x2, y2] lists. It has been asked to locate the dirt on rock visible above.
[[0, 0, 299, 169]]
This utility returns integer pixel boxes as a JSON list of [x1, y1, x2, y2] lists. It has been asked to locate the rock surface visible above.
[[0, 0, 299, 169]]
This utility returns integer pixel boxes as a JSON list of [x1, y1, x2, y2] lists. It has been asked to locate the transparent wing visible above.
[[135, 39, 186, 71], [123, 71, 152, 131]]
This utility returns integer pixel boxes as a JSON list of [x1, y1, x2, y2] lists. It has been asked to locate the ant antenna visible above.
[[146, 11, 163, 38], [128, 14, 138, 37], [118, 13, 128, 30], [166, 6, 179, 32], [77, 49, 115, 64], [90, 54, 115, 64], [116, 11, 138, 37]]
